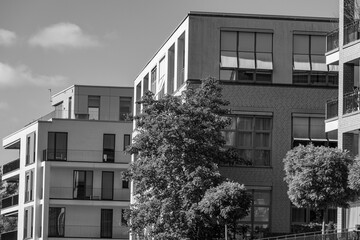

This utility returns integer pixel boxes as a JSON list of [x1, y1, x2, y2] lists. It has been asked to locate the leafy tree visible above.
[[283, 144, 354, 233], [126, 78, 251, 240]]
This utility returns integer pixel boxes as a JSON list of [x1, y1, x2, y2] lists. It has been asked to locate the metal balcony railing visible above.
[[1, 194, 19, 209], [326, 98, 339, 119], [42, 149, 130, 163], [327, 28, 339, 52], [1, 230, 17, 240], [344, 90, 360, 114], [49, 187, 130, 201], [344, 20, 360, 45], [259, 228, 357, 240], [2, 159, 20, 175]]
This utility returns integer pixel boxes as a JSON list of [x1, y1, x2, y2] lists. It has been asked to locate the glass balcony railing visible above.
[[344, 20, 360, 45], [326, 98, 339, 119], [2, 159, 20, 175], [1, 230, 17, 240], [1, 194, 19, 209], [326, 28, 339, 52], [42, 149, 130, 163], [344, 90, 360, 114], [48, 224, 128, 238], [49, 187, 130, 201]]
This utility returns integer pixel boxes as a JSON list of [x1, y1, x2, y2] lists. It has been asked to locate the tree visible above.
[[283, 144, 354, 233], [126, 78, 251, 240]]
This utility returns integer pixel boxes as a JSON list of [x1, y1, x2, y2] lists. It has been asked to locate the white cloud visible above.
[[0, 29, 17, 46], [0, 62, 68, 87], [29, 23, 100, 50]]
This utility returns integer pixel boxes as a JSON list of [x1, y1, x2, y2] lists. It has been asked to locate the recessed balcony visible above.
[[2, 159, 20, 175], [1, 230, 17, 240], [49, 187, 130, 201], [1, 194, 19, 209]]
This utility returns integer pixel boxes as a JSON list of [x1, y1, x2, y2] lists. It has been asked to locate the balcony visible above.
[[344, 20, 360, 46], [326, 28, 339, 52], [2, 159, 20, 175], [1, 194, 19, 209], [326, 98, 338, 119], [1, 230, 17, 240], [49, 187, 130, 201], [48, 224, 128, 239], [42, 149, 130, 163], [344, 90, 360, 114]]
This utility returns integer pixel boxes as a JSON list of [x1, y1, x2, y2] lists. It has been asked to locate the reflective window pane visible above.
[[238, 32, 255, 52], [254, 207, 270, 221], [237, 117, 253, 130], [310, 117, 326, 139], [255, 118, 271, 130], [254, 191, 271, 205], [238, 132, 253, 147], [293, 117, 309, 139], [256, 33, 272, 53], [294, 35, 309, 54], [221, 51, 238, 68], [238, 52, 255, 69], [221, 31, 237, 51]]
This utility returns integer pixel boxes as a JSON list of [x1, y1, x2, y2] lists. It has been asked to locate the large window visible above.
[[26, 132, 36, 165], [88, 95, 100, 120], [177, 32, 185, 88], [25, 170, 33, 202], [119, 97, 132, 121], [220, 31, 273, 83], [222, 115, 272, 166], [151, 67, 157, 93], [101, 209, 113, 238], [103, 134, 115, 163], [48, 207, 65, 237], [292, 115, 337, 147], [102, 171, 114, 200], [24, 206, 33, 239], [167, 44, 175, 94], [239, 189, 271, 238], [47, 132, 67, 161], [73, 170, 93, 200], [123, 134, 131, 151], [291, 206, 337, 228], [293, 34, 338, 86]]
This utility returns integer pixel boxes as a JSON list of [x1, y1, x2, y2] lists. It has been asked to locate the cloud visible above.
[[0, 29, 17, 46], [0, 62, 68, 87], [29, 23, 100, 50], [0, 102, 9, 110]]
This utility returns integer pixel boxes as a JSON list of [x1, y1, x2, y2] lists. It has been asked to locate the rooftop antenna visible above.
[[48, 89, 52, 104]]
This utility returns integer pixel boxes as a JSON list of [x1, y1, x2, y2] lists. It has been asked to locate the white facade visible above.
[[1, 85, 133, 240]]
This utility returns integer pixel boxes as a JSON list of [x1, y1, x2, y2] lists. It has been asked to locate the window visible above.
[[26, 132, 36, 165], [151, 67, 157, 93], [168, 44, 175, 94], [48, 207, 65, 237], [119, 97, 132, 121], [73, 170, 93, 200], [291, 205, 337, 226], [47, 132, 67, 161], [103, 134, 115, 162], [68, 97, 72, 119], [25, 170, 33, 202], [123, 134, 131, 151], [293, 34, 338, 86], [159, 57, 166, 99], [101, 209, 113, 238], [220, 31, 273, 83], [136, 82, 142, 116], [239, 189, 271, 238], [24, 206, 33, 239], [292, 115, 337, 147], [222, 115, 272, 166], [122, 179, 129, 189], [177, 32, 185, 88], [143, 74, 149, 95], [26, 136, 31, 165], [54, 102, 63, 118], [102, 171, 114, 200], [88, 95, 100, 120]]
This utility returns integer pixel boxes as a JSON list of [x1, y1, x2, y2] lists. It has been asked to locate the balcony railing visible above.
[[2, 159, 20, 175], [48, 224, 128, 239], [326, 28, 339, 52], [326, 98, 338, 119], [1, 230, 17, 240], [1, 194, 19, 209], [49, 187, 130, 201], [42, 149, 130, 163], [344, 20, 360, 45], [344, 90, 360, 114]]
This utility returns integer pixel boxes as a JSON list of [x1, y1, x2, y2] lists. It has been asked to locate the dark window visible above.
[[68, 97, 72, 119], [119, 97, 132, 120], [47, 132, 67, 161], [102, 172, 114, 200], [222, 115, 272, 166], [292, 116, 337, 147], [293, 35, 338, 86], [103, 134, 115, 163], [121, 209, 128, 226], [48, 207, 65, 237], [151, 67, 157, 93], [123, 134, 131, 151], [136, 82, 141, 116], [25, 170, 33, 202], [291, 205, 337, 226], [24, 207, 33, 239], [73, 170, 93, 200], [88, 96, 100, 120], [122, 179, 129, 189], [143, 74, 149, 95], [101, 209, 113, 238], [26, 136, 31, 165], [167, 44, 175, 94], [220, 31, 273, 83], [177, 32, 185, 88]]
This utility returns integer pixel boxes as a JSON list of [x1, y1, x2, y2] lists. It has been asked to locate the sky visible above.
[[0, 0, 339, 164]]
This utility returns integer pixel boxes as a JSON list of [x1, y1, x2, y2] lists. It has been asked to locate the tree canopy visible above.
[[125, 78, 251, 240], [283, 144, 354, 232]]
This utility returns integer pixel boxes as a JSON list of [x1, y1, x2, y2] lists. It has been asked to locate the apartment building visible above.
[[133, 12, 338, 237], [325, 0, 360, 231], [1, 85, 133, 240]]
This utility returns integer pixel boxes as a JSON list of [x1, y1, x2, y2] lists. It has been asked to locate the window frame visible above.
[[73, 170, 93, 200], [47, 132, 68, 161], [88, 95, 100, 120], [103, 134, 116, 163]]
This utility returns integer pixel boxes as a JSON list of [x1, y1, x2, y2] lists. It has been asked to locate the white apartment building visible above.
[[1, 85, 133, 240]]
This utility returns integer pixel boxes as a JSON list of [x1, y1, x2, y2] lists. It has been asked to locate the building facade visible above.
[[1, 85, 133, 240], [133, 12, 338, 236], [325, 0, 360, 231]]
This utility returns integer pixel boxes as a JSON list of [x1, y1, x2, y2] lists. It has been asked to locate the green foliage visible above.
[[348, 157, 360, 193], [126, 78, 251, 239], [283, 144, 354, 210], [0, 169, 18, 235]]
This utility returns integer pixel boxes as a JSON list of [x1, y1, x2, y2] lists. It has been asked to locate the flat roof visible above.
[[52, 84, 133, 98]]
